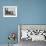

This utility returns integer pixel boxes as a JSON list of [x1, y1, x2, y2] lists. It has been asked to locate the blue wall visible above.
[[0, 0, 46, 44]]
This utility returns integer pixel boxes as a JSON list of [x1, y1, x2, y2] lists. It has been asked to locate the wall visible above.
[[0, 0, 18, 44], [0, 0, 46, 44]]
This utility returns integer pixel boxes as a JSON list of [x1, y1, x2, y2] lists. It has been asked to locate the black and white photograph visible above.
[[3, 6, 17, 17], [18, 25, 46, 46]]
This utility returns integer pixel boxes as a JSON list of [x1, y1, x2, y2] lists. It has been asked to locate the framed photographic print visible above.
[[3, 6, 17, 17], [18, 24, 46, 42]]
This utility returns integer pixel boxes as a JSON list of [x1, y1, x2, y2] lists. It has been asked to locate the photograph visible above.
[[3, 6, 17, 17], [18, 24, 46, 46]]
